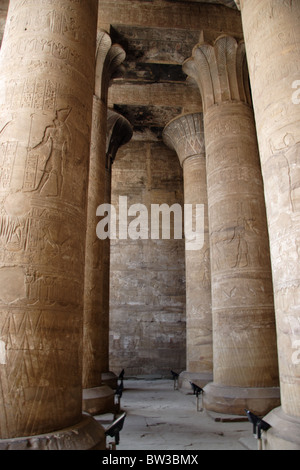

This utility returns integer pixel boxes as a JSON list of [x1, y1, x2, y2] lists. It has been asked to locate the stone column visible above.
[[183, 35, 280, 415], [82, 32, 129, 416], [163, 113, 213, 391], [99, 109, 133, 386], [235, 0, 300, 449], [0, 0, 106, 449], [106, 109, 134, 216]]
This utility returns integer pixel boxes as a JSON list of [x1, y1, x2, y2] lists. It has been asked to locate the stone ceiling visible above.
[[102, 0, 242, 140]]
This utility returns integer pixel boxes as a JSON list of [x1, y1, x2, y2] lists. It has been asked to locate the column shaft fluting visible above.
[[236, 0, 300, 448], [184, 35, 279, 415], [163, 113, 213, 388], [0, 0, 98, 439]]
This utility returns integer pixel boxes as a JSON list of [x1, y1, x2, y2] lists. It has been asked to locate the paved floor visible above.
[[96, 379, 257, 451]]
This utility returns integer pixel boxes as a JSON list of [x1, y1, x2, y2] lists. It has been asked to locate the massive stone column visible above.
[[235, 0, 300, 449], [183, 35, 280, 415], [0, 0, 106, 449], [163, 113, 213, 391], [82, 32, 131, 416]]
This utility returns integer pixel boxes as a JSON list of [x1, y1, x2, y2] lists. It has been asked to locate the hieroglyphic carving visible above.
[[6, 79, 58, 112], [0, 213, 29, 253], [229, 217, 249, 268], [268, 133, 300, 213], [0, 203, 85, 274], [0, 0, 98, 439], [6, 3, 84, 41], [163, 113, 205, 166], [183, 36, 278, 403], [0, 142, 18, 190], [4, 37, 89, 75], [23, 270, 82, 307], [237, 0, 300, 425], [1, 2, 96, 79]]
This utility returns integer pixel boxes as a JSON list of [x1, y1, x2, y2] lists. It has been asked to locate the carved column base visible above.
[[179, 371, 213, 393], [0, 415, 106, 450], [83, 386, 116, 416], [203, 382, 280, 416], [262, 407, 300, 451], [102, 372, 118, 390]]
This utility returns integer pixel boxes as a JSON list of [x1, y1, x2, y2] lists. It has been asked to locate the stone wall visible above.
[[109, 139, 186, 377]]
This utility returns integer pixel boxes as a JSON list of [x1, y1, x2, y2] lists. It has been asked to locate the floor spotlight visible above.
[[245, 409, 271, 450], [114, 380, 124, 412], [190, 382, 204, 412], [171, 370, 179, 390], [105, 412, 127, 450]]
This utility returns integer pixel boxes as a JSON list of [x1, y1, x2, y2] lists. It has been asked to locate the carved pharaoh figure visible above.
[[28, 108, 72, 197]]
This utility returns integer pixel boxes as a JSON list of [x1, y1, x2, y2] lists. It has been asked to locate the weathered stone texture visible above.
[[98, 1, 242, 35], [204, 102, 278, 389], [0, 0, 98, 440], [237, 0, 300, 449], [184, 35, 279, 414], [82, 33, 127, 393], [163, 113, 212, 377], [83, 95, 107, 390], [109, 141, 186, 377], [0, 0, 297, 451]]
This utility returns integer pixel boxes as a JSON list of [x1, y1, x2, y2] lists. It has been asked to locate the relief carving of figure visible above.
[[229, 217, 249, 268], [269, 133, 300, 213], [0, 213, 27, 252], [26, 108, 72, 197]]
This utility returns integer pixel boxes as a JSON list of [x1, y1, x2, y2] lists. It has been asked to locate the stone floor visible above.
[[96, 378, 258, 451]]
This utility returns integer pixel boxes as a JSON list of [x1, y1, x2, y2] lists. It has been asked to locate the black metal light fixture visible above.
[[115, 381, 124, 400], [245, 409, 271, 450], [171, 370, 179, 390], [105, 412, 127, 450], [190, 382, 204, 397], [115, 369, 125, 411], [190, 382, 204, 412]]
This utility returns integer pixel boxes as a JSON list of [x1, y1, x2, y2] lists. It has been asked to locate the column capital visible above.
[[163, 113, 205, 167], [106, 109, 133, 169], [95, 30, 126, 103], [183, 35, 251, 112]]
